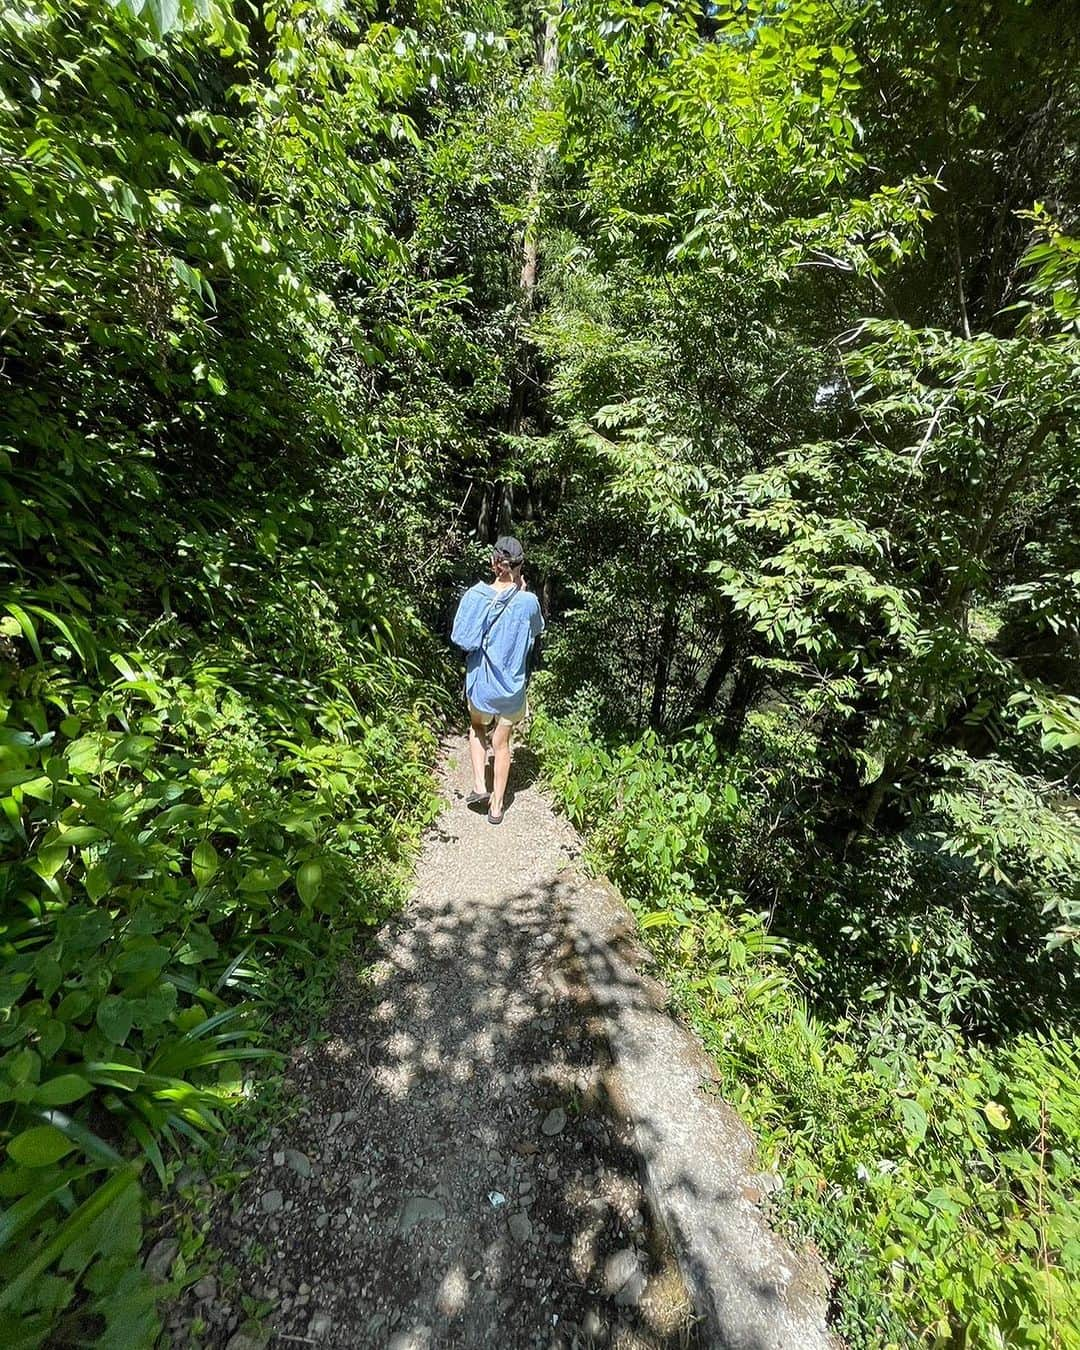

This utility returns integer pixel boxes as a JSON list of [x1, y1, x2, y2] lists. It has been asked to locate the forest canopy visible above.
[[1, 0, 1078, 1344]]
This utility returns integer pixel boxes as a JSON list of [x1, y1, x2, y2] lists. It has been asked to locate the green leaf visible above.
[[0, 1165, 140, 1312], [32, 1075, 93, 1107], [84, 864, 110, 903], [33, 842, 69, 881], [39, 1108, 123, 1166], [145, 0, 180, 36], [238, 865, 288, 893], [106, 734, 155, 765], [33, 953, 64, 1000], [114, 942, 169, 975], [637, 909, 680, 930], [59, 826, 104, 846], [56, 991, 94, 1023], [897, 1097, 928, 1151], [25, 604, 94, 669], [983, 1100, 1010, 1131], [191, 840, 219, 886], [3, 604, 42, 663], [66, 736, 109, 775], [296, 860, 323, 907], [0, 1164, 95, 1249], [37, 1021, 65, 1060], [8, 1124, 76, 1167], [96, 996, 134, 1045]]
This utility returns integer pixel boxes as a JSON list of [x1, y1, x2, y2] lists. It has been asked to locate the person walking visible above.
[[451, 536, 545, 824]]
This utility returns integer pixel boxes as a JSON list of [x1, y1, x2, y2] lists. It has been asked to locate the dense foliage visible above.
[[0, 0, 531, 1339], [2, 0, 1078, 1344], [522, 1, 1080, 1346], [536, 712, 1079, 1347]]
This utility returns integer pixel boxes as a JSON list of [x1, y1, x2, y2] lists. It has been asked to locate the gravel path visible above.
[[171, 738, 700, 1349]]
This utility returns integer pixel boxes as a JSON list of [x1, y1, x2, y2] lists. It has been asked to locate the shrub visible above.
[[533, 707, 1080, 1347]]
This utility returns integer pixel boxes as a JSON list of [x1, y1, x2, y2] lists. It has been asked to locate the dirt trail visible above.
[[171, 740, 701, 1349]]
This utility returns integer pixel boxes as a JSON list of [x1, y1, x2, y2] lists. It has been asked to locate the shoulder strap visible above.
[[480, 588, 519, 658]]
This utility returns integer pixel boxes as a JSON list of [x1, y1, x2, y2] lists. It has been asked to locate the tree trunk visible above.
[[518, 13, 558, 301], [691, 611, 744, 719], [692, 644, 736, 718], [496, 10, 558, 533], [719, 660, 761, 747], [649, 601, 678, 730], [497, 482, 513, 536], [477, 482, 491, 542]]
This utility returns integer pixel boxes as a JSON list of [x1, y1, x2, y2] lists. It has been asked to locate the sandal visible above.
[[487, 809, 504, 826], [466, 790, 490, 808]]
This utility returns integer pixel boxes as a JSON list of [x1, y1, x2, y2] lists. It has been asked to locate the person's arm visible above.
[[529, 594, 545, 638], [451, 590, 486, 652]]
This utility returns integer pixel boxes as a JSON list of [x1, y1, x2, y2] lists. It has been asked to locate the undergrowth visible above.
[[532, 705, 1080, 1349], [0, 621, 441, 1344], [0, 0, 493, 1338]]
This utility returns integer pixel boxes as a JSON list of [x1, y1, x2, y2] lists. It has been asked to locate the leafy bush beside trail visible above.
[[0, 0, 525, 1339], [0, 627, 439, 1345], [533, 707, 1080, 1348]]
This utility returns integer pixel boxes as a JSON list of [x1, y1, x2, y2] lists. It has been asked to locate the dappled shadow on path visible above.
[[565, 876, 837, 1350], [171, 748, 716, 1349]]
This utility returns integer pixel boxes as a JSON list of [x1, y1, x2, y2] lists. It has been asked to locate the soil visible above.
[[166, 739, 702, 1349]]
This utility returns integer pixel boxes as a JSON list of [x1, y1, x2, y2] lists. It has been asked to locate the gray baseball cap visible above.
[[493, 535, 524, 564]]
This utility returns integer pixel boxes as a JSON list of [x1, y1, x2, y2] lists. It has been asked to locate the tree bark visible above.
[[719, 660, 761, 747], [649, 600, 679, 730], [518, 12, 558, 302], [693, 641, 737, 718], [495, 9, 558, 536], [477, 482, 491, 542]]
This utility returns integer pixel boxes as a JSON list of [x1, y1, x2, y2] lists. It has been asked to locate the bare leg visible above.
[[468, 718, 490, 795], [490, 722, 512, 816]]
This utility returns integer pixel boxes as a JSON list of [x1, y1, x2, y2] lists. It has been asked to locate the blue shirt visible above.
[[451, 583, 545, 715]]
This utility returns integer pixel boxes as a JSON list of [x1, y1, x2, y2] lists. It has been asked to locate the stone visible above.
[[397, 1195, 446, 1235], [614, 1270, 647, 1308], [260, 1189, 283, 1214], [582, 1308, 604, 1338], [603, 1247, 640, 1296], [541, 1107, 566, 1137], [387, 1329, 432, 1350], [272, 1150, 285, 1167], [285, 1149, 312, 1179], [753, 1169, 783, 1195], [143, 1238, 178, 1283], [436, 1266, 469, 1317], [508, 1211, 533, 1243], [307, 1312, 333, 1340], [224, 1334, 267, 1350], [193, 1275, 218, 1302]]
